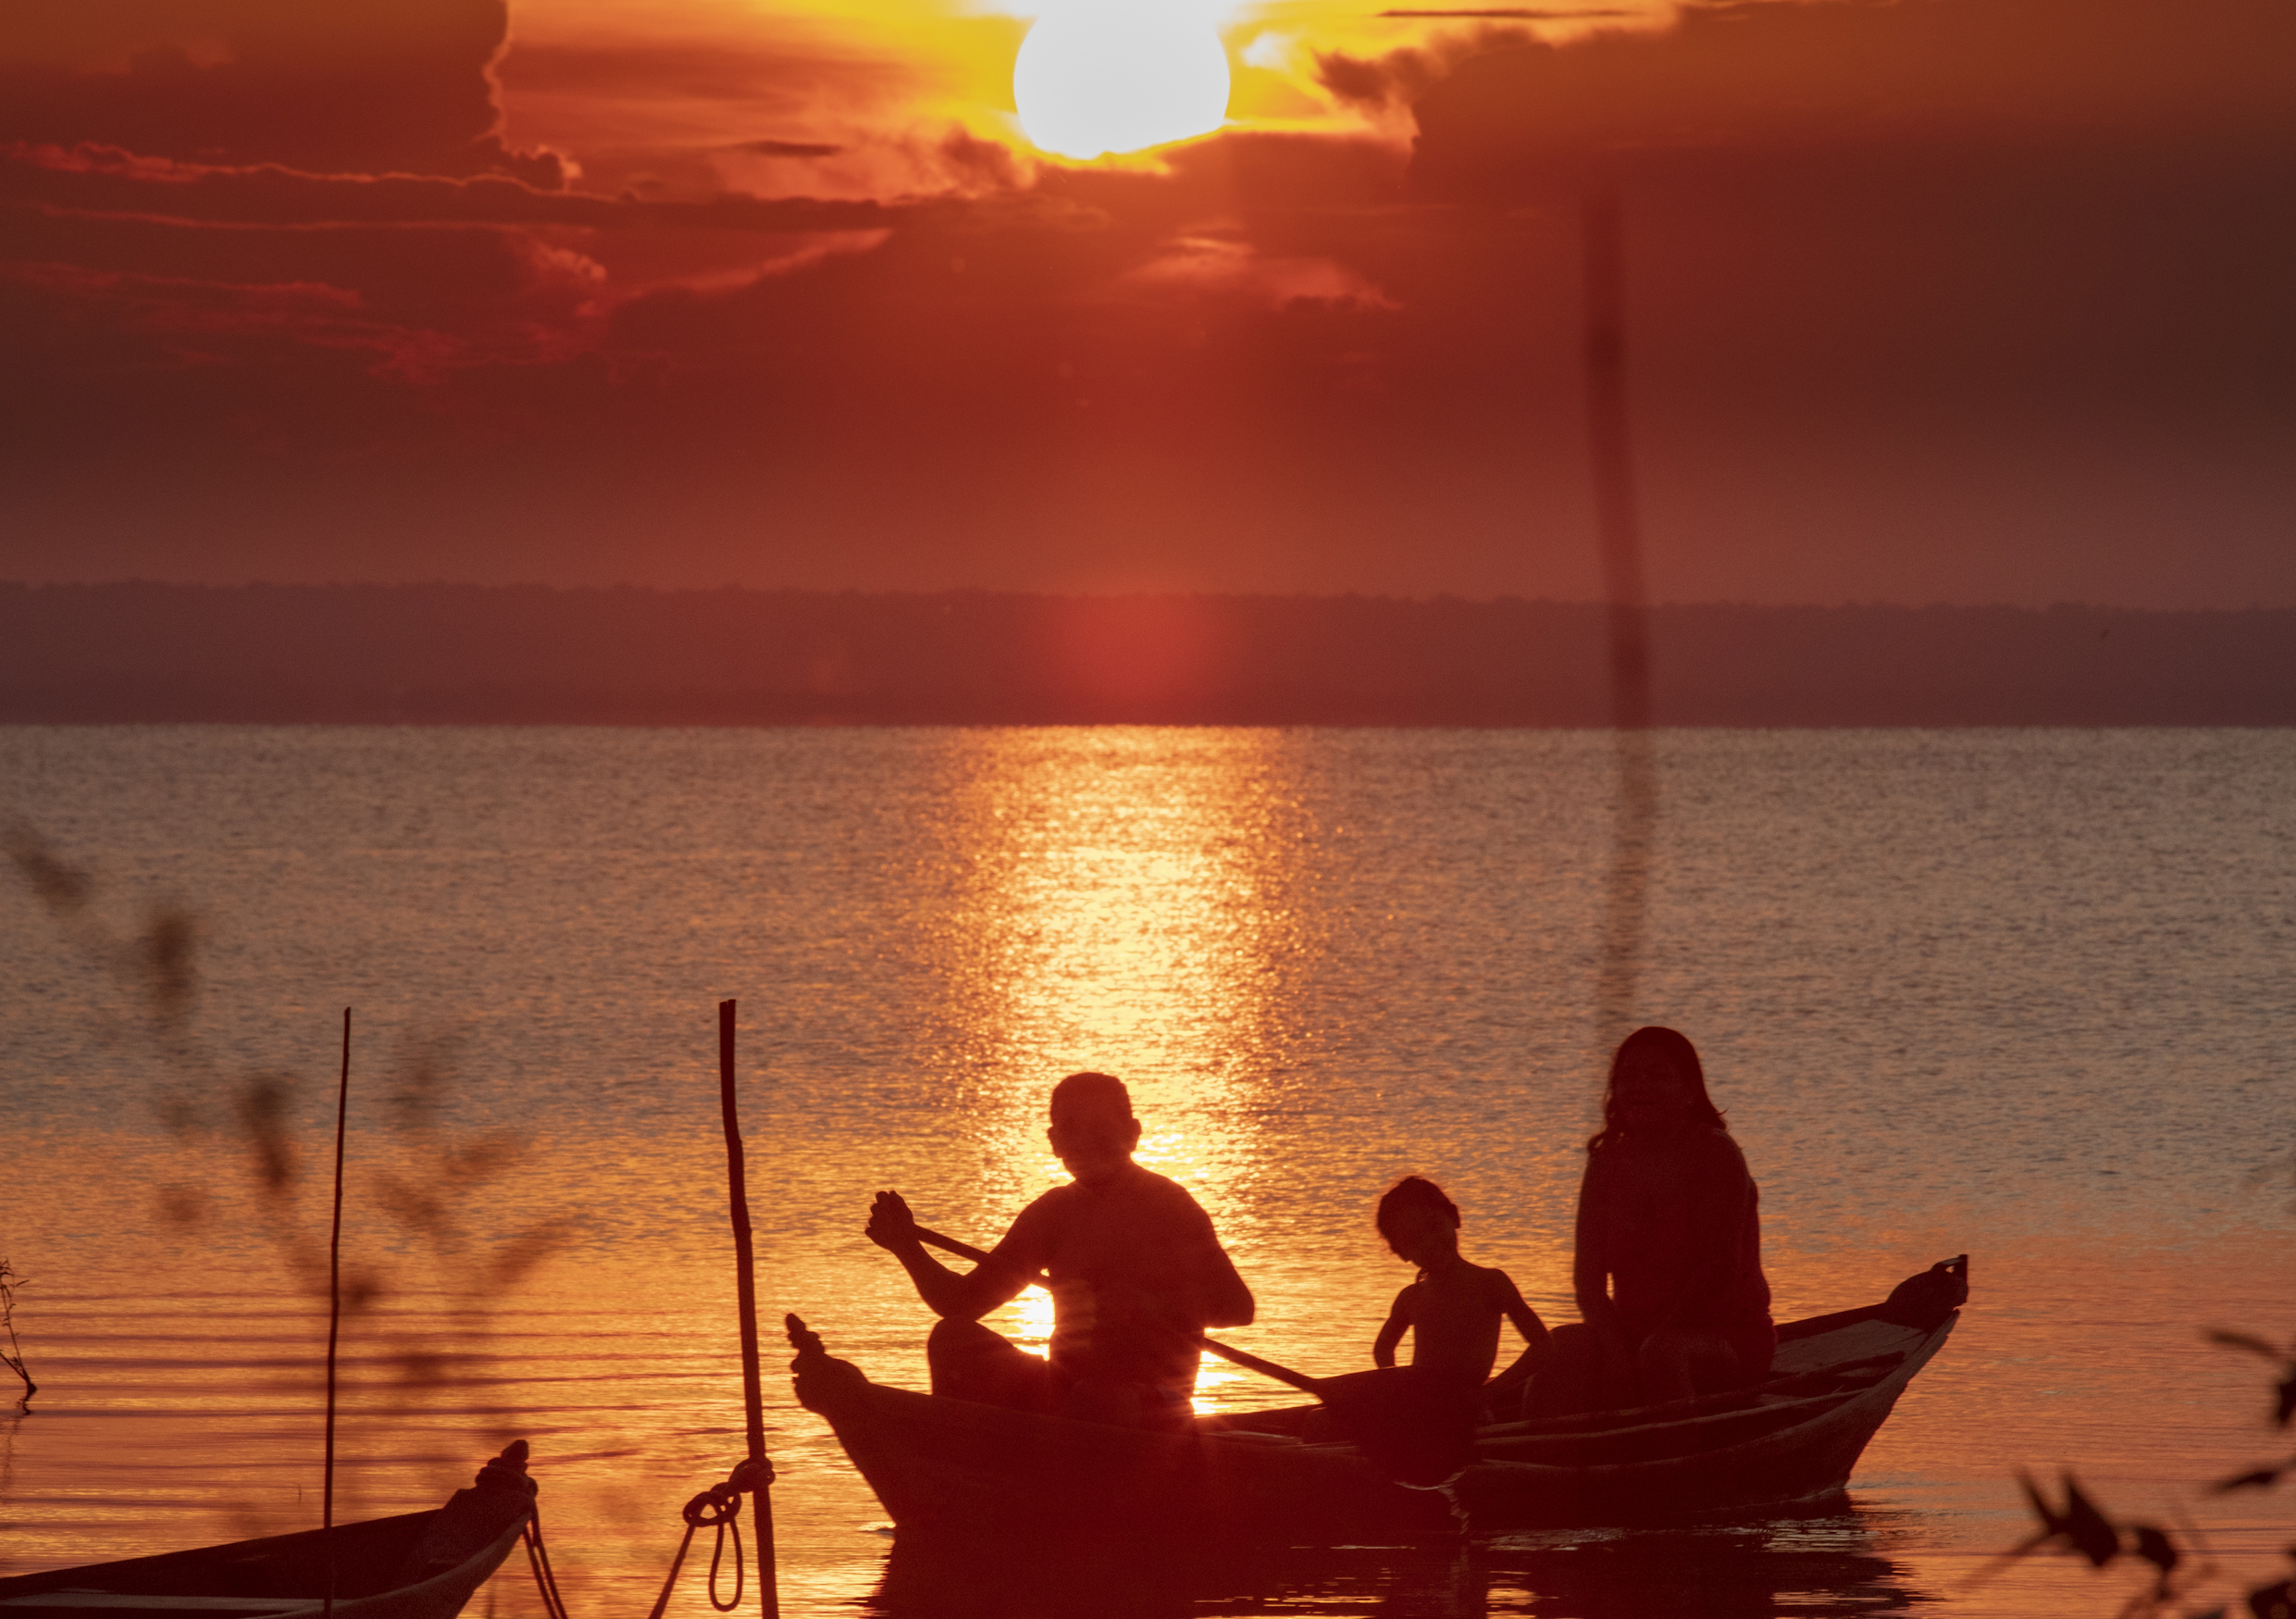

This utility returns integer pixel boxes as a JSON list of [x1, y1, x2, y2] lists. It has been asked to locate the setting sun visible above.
[[1013, 0, 1231, 158]]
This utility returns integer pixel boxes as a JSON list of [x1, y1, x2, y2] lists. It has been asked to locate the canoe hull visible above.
[[798, 1307, 1959, 1542], [1458, 1314, 1954, 1525], [820, 1373, 1457, 1540]]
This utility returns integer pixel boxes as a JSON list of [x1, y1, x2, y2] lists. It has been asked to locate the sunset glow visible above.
[[1012, 1, 1231, 158]]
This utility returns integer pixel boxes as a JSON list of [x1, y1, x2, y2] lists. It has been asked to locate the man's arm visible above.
[[866, 1190, 1031, 1323], [1198, 1237, 1256, 1328]]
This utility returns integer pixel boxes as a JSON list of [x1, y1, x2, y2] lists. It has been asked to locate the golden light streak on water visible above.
[[941, 729, 1303, 1401], [950, 729, 1289, 1187]]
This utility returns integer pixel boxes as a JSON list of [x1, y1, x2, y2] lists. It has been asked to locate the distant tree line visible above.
[[1, 582, 2290, 727]]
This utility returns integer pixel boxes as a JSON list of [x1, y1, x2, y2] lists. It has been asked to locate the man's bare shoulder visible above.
[[1024, 1164, 1211, 1223], [1119, 1164, 1217, 1214], [1012, 1179, 1084, 1220]]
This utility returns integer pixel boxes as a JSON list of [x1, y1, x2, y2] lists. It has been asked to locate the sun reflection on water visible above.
[[941, 729, 1307, 1397]]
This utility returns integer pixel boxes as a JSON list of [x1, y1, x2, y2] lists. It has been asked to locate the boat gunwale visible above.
[[1464, 1311, 1955, 1485]]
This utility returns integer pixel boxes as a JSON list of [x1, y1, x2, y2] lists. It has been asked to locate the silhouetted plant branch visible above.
[[2001, 1329, 2296, 1618], [0, 1258, 32, 1410], [4, 821, 571, 1448]]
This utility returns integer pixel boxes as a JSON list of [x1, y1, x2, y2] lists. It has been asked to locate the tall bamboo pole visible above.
[[716, 999, 778, 1619], [322, 1008, 351, 1618]]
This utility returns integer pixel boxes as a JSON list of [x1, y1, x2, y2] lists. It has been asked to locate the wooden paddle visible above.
[[911, 1226, 1473, 1485]]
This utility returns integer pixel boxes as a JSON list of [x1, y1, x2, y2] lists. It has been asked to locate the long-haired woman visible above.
[[1524, 1026, 1774, 1416]]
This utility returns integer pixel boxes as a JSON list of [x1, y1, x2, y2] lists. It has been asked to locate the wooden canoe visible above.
[[0, 1443, 537, 1619], [791, 1257, 1967, 1541]]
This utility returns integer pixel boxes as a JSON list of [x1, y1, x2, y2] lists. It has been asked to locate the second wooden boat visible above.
[[0, 1442, 537, 1619]]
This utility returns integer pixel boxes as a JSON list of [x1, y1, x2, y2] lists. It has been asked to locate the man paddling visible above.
[[866, 1071, 1255, 1433]]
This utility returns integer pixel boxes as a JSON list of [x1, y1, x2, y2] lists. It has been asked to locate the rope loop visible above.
[[640, 1463, 763, 1619], [704, 1511, 745, 1613], [682, 1480, 743, 1528], [534, 1460, 766, 1619]]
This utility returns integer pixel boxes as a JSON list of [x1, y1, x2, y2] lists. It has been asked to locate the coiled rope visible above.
[[520, 1453, 773, 1619], [515, 1002, 780, 1619]]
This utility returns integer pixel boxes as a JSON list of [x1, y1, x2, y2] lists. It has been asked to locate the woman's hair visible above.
[[1375, 1175, 1461, 1241], [1588, 1026, 1726, 1152]]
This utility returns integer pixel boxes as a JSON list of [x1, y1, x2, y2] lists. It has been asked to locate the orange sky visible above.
[[2, 0, 2291, 604]]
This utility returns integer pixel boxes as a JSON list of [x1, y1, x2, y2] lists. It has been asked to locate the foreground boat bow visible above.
[[0, 1443, 537, 1619]]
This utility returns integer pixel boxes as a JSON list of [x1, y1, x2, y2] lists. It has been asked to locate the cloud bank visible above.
[[2, 0, 2290, 605]]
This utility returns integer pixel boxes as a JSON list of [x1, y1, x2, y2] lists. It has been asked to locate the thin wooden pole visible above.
[[322, 1007, 351, 1618], [716, 1000, 777, 1619]]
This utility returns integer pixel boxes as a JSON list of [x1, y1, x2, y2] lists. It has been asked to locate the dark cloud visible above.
[[1407, 0, 2296, 188], [4, 141, 901, 230], [1316, 26, 1531, 113], [0, 0, 564, 184], [497, 35, 910, 112], [726, 139, 844, 158], [490, 33, 933, 200]]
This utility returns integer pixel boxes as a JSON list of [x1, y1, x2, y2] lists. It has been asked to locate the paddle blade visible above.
[[1310, 1366, 1480, 1488]]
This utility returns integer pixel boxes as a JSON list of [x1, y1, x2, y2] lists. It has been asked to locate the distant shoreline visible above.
[[4, 582, 2290, 728]]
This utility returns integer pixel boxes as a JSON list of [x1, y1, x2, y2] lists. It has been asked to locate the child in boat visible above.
[[1297, 1177, 1549, 1485], [1371, 1176, 1551, 1405]]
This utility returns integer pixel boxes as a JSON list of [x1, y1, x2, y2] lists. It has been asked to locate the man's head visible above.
[[1048, 1071, 1141, 1186]]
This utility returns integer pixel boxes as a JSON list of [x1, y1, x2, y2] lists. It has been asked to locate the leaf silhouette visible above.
[[2130, 1524, 2179, 1577], [2209, 1330, 2290, 1365], [2061, 1475, 2122, 1567], [3, 824, 93, 915], [2007, 1470, 2124, 1569]]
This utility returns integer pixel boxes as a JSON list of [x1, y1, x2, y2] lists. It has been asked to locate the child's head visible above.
[[1375, 1175, 1461, 1264]]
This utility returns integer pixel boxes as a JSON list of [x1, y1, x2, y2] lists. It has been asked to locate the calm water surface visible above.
[[3, 727, 2292, 1617]]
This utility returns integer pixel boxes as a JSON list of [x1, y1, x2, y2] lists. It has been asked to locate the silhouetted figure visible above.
[[1301, 1177, 1555, 1481], [1181, 1177, 1545, 1488], [1371, 1177, 1550, 1401], [866, 1071, 1254, 1434], [1526, 1027, 1773, 1417]]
